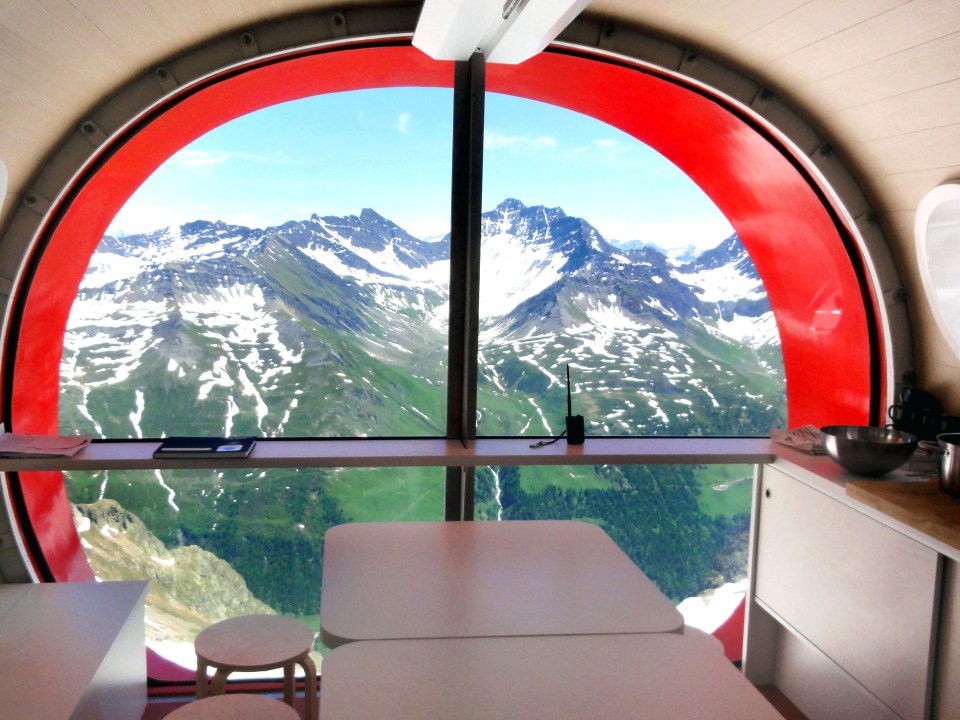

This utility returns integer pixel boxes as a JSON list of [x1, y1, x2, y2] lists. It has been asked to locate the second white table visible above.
[[320, 633, 784, 720]]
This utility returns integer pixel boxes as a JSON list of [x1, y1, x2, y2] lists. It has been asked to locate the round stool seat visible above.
[[196, 614, 314, 670], [195, 615, 318, 720], [166, 694, 300, 720]]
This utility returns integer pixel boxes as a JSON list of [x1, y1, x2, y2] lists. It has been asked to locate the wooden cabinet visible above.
[[748, 464, 941, 720]]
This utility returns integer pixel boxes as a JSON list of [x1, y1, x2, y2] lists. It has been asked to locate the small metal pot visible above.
[[926, 433, 960, 496]]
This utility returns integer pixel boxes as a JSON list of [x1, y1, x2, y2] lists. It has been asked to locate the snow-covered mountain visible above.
[[60, 198, 783, 441], [470, 200, 782, 436]]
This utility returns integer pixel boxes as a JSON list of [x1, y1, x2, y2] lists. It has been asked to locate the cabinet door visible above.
[[755, 466, 939, 720], [935, 559, 960, 719]]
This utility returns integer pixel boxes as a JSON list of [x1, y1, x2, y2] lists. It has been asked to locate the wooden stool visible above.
[[166, 694, 300, 719], [195, 615, 318, 720]]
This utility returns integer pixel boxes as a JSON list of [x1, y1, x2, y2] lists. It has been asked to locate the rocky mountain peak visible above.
[[494, 197, 527, 214], [682, 233, 757, 278], [180, 219, 218, 235], [358, 206, 398, 229]]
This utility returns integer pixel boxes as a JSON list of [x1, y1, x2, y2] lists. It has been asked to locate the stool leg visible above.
[[283, 663, 295, 706], [210, 668, 230, 696], [196, 658, 208, 699], [297, 653, 319, 720]]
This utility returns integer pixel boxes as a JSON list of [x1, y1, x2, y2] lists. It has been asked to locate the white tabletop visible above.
[[320, 633, 785, 720], [0, 581, 148, 720], [319, 520, 683, 647]]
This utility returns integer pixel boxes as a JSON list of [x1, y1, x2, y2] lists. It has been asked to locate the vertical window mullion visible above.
[[445, 52, 485, 521]]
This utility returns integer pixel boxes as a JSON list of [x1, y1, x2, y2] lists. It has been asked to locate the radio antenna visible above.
[[565, 365, 585, 444], [531, 363, 584, 447]]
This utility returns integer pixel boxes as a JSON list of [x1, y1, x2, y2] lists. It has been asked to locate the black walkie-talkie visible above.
[[566, 364, 585, 445]]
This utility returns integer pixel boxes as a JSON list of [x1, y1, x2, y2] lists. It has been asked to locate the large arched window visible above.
[[1, 29, 888, 676], [7, 44, 878, 441]]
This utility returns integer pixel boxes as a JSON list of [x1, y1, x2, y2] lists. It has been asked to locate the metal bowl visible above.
[[820, 425, 918, 476]]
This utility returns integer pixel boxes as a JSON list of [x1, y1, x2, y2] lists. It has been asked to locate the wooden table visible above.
[[320, 633, 785, 720], [319, 520, 683, 647]]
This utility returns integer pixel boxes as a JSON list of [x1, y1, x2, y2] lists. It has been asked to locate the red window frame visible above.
[[2, 39, 881, 676]]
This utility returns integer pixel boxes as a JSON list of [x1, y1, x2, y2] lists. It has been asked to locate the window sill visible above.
[[0, 436, 775, 472]]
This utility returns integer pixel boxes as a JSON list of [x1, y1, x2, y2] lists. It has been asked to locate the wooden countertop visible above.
[[846, 477, 960, 552]]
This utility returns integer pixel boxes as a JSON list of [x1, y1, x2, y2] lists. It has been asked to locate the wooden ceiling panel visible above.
[[590, 0, 811, 44], [860, 124, 960, 176], [883, 169, 960, 213], [838, 78, 960, 143], [764, 2, 960, 83], [799, 32, 960, 110], [736, 0, 909, 62]]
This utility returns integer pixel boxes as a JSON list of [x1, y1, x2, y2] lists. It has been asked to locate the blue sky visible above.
[[108, 87, 732, 254]]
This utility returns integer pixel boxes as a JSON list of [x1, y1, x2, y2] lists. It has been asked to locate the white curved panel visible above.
[[916, 183, 960, 359]]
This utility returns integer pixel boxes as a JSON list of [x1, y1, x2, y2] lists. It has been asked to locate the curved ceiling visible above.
[[1, 0, 959, 408]]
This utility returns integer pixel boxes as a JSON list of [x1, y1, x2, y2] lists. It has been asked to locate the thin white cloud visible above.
[[599, 217, 736, 255], [594, 138, 634, 156], [173, 149, 231, 167], [223, 211, 267, 230], [484, 131, 556, 151], [568, 138, 637, 160], [170, 149, 290, 169], [107, 205, 203, 236], [397, 112, 413, 134], [106, 205, 273, 236]]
